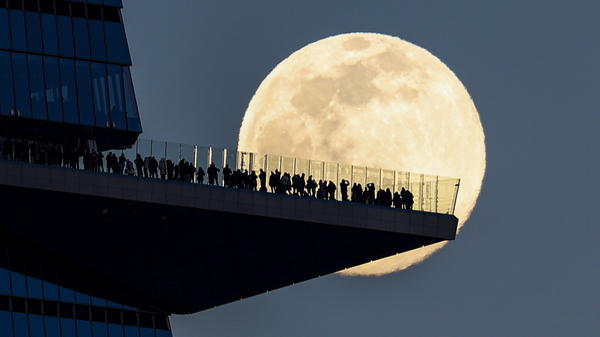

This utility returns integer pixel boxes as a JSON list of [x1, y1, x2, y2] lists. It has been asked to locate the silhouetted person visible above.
[[250, 170, 258, 191], [119, 153, 127, 174], [196, 167, 205, 184], [2, 138, 12, 160], [97, 151, 104, 172], [307, 175, 317, 197], [159, 158, 167, 179], [327, 181, 336, 200], [207, 163, 220, 185], [134, 154, 144, 176], [340, 179, 349, 201], [259, 169, 267, 191], [28, 141, 36, 163], [166, 159, 174, 179], [223, 164, 232, 187]]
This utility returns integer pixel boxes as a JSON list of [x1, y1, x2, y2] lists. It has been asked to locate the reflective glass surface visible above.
[[73, 17, 90, 59], [44, 56, 64, 121], [25, 11, 43, 53], [0, 9, 10, 49], [28, 53, 47, 120], [12, 52, 32, 117], [89, 19, 106, 61], [0, 51, 15, 116], [57, 15, 75, 57], [9, 10, 27, 51], [60, 58, 80, 124], [41, 13, 59, 55], [75, 60, 95, 126]]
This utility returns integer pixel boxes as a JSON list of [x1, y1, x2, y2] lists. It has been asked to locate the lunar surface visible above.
[[238, 33, 486, 276]]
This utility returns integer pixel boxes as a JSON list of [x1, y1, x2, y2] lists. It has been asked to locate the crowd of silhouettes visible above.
[[0, 137, 416, 210]]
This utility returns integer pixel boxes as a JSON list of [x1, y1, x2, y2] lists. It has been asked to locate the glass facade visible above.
[[0, 0, 141, 147], [0, 245, 173, 337]]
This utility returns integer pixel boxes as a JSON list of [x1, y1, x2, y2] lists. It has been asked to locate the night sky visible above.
[[121, 1, 600, 336]]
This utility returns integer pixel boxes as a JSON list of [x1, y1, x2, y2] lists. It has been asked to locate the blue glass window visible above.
[[94, 322, 109, 337], [156, 330, 173, 337], [104, 0, 124, 7], [61, 318, 77, 336], [88, 0, 103, 4], [107, 64, 126, 129], [109, 323, 125, 337], [141, 327, 155, 337], [12, 52, 31, 117], [13, 312, 29, 337], [89, 19, 106, 61], [44, 56, 64, 122], [59, 272, 75, 303], [46, 316, 62, 337], [92, 62, 110, 127], [0, 267, 9, 295], [0, 51, 15, 116], [57, 15, 74, 57], [73, 17, 90, 59], [9, 10, 27, 51], [0, 312, 13, 333], [29, 314, 46, 337], [75, 60, 95, 126], [26, 276, 43, 299], [28, 53, 47, 120], [10, 272, 26, 297], [77, 320, 94, 337], [43, 280, 60, 301], [105, 22, 131, 64], [123, 67, 141, 132], [0, 9, 10, 49], [60, 58, 79, 124], [125, 325, 140, 337], [25, 11, 43, 53], [41, 13, 59, 55]]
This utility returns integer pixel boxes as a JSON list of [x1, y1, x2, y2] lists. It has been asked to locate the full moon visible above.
[[238, 33, 486, 276]]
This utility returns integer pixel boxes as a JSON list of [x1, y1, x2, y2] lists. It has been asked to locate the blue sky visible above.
[[122, 1, 600, 336]]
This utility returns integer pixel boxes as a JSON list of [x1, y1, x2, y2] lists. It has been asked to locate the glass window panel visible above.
[[0, 51, 15, 116], [75, 60, 95, 126], [156, 330, 173, 337], [13, 312, 29, 336], [104, 0, 124, 8], [13, 52, 32, 117], [125, 326, 140, 337], [265, 154, 281, 182], [89, 19, 106, 61], [73, 17, 90, 59], [324, 162, 338, 200], [88, 0, 103, 4], [381, 169, 395, 195], [45, 316, 61, 337], [57, 15, 74, 57], [338, 163, 352, 202], [0, 267, 9, 295], [92, 62, 109, 127], [294, 158, 309, 178], [41, 13, 59, 55], [77, 320, 94, 337], [26, 276, 43, 299], [9, 9, 27, 51], [44, 56, 63, 122], [94, 322, 109, 337], [394, 170, 409, 195], [61, 318, 77, 336], [0, 311, 13, 333], [106, 64, 126, 129], [25, 11, 42, 53], [122, 67, 140, 131], [10, 272, 26, 297], [181, 143, 196, 181], [351, 166, 366, 202], [43, 280, 60, 301], [29, 314, 45, 337], [28, 53, 47, 120], [109, 323, 125, 337], [59, 58, 79, 124], [58, 271, 75, 303], [140, 327, 155, 337], [105, 22, 131, 64], [0, 8, 10, 49]]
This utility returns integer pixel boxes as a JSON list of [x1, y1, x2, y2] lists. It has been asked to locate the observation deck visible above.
[[0, 137, 460, 314]]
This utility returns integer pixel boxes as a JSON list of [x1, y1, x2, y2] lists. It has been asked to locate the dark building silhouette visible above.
[[0, 1, 459, 337]]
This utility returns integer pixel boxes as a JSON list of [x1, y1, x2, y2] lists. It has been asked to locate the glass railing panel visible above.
[[265, 154, 281, 176], [309, 160, 323, 183], [394, 170, 409, 195], [409, 172, 423, 211], [151, 140, 166, 159], [366, 166, 381, 194], [323, 161, 338, 200], [437, 177, 457, 214], [351, 165, 366, 192], [224, 149, 236, 173], [295, 158, 309, 179], [281, 156, 294, 176], [196, 146, 210, 173], [338, 163, 352, 202], [237, 151, 250, 172]]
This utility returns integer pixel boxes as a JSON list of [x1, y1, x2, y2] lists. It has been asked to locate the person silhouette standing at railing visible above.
[[259, 169, 267, 191], [207, 163, 220, 185], [340, 179, 349, 201]]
